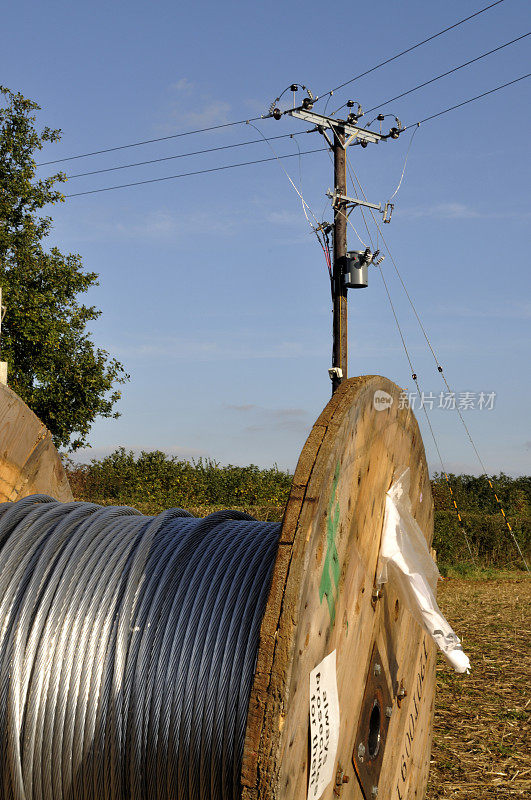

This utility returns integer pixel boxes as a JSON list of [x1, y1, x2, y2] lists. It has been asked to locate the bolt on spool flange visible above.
[[397, 680, 408, 707], [333, 764, 350, 796]]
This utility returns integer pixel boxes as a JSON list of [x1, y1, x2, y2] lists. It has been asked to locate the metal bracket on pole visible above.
[[317, 127, 335, 150], [287, 109, 384, 146], [326, 189, 382, 213], [326, 190, 394, 224]]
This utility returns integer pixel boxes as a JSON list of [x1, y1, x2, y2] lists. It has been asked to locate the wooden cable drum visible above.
[[242, 375, 435, 800], [0, 375, 435, 800], [0, 382, 72, 502]]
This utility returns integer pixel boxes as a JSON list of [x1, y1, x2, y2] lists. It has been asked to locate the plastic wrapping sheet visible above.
[[376, 468, 470, 674]]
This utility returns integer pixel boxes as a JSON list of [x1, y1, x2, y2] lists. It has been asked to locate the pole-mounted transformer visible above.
[[343, 248, 384, 289], [344, 250, 370, 289]]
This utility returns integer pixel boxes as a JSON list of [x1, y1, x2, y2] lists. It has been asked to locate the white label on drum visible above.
[[307, 650, 340, 800]]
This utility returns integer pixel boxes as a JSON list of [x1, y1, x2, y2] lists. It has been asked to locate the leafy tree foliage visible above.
[[0, 86, 128, 449]]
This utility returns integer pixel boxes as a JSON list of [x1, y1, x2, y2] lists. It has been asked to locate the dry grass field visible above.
[[427, 575, 530, 799]]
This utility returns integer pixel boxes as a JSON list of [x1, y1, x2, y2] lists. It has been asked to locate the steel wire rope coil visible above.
[[0, 495, 280, 800]]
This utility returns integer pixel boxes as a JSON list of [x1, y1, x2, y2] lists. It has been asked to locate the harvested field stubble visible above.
[[427, 576, 530, 799]]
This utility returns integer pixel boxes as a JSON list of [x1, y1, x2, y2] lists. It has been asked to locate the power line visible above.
[[342, 161, 475, 560], [62, 72, 529, 198], [387, 125, 419, 202], [37, 115, 266, 167], [247, 123, 334, 280], [346, 154, 529, 571], [246, 122, 322, 229], [376, 260, 475, 561], [39, 2, 505, 169], [404, 72, 531, 129], [63, 73, 529, 198], [64, 147, 328, 197], [317, 0, 506, 100], [365, 32, 530, 115], [62, 132, 311, 180]]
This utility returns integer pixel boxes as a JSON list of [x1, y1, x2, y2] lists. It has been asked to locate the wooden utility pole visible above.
[[332, 128, 347, 394], [284, 102, 396, 393]]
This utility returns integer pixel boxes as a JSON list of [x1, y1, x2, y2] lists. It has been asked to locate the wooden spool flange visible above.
[[0, 382, 72, 502], [242, 376, 436, 800]]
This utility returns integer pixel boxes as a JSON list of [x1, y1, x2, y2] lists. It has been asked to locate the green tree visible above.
[[0, 86, 128, 449]]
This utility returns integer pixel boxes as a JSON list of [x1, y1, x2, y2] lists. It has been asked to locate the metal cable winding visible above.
[[0, 496, 281, 800]]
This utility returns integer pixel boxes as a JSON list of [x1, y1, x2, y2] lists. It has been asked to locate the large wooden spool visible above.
[[242, 376, 436, 800], [0, 375, 435, 800], [0, 382, 72, 502]]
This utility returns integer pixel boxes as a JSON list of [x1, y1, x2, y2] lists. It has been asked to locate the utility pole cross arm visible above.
[[286, 109, 384, 145]]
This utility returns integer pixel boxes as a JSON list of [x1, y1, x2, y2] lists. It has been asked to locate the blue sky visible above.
[[3, 0, 530, 474]]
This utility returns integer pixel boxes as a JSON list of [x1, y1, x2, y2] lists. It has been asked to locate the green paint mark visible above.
[[319, 461, 341, 626]]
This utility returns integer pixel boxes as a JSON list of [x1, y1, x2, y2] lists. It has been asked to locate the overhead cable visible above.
[[37, 115, 266, 166], [347, 154, 529, 571], [317, 0, 506, 100], [246, 121, 334, 281], [388, 125, 420, 202], [64, 147, 328, 197], [345, 161, 475, 559], [365, 32, 530, 115], [404, 73, 531, 129], [39, 3, 505, 169], [62, 132, 312, 180], [63, 74, 528, 198], [245, 122, 322, 230]]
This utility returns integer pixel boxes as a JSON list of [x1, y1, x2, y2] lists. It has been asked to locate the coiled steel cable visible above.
[[0, 495, 281, 800]]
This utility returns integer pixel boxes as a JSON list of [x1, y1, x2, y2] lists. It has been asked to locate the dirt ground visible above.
[[426, 576, 530, 799]]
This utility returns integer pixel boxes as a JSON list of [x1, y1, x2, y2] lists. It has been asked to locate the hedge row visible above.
[[65, 450, 530, 568]]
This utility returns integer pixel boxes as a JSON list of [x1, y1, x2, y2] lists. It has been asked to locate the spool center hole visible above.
[[368, 701, 381, 758]]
